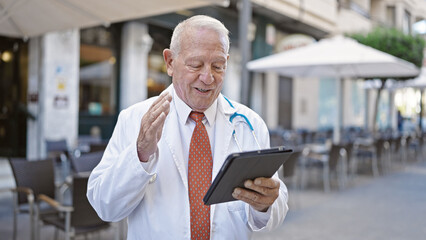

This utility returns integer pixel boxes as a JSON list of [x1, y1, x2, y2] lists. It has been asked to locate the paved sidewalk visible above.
[[252, 161, 426, 240], [1, 158, 425, 239]]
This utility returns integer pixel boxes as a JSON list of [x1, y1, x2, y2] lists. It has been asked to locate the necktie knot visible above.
[[190, 111, 204, 123]]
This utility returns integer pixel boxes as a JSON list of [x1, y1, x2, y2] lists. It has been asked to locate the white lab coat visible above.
[[87, 85, 288, 240]]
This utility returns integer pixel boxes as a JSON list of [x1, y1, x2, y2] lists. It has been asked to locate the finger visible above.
[[252, 177, 280, 189], [137, 111, 168, 161], [149, 111, 168, 139], [232, 188, 269, 211], [243, 180, 277, 196], [141, 94, 171, 129], [144, 92, 172, 122], [156, 104, 170, 139], [148, 92, 172, 116], [142, 101, 170, 141], [152, 91, 172, 108]]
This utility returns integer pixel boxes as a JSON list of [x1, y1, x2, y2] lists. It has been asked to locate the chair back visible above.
[[9, 158, 55, 205], [343, 143, 353, 163], [71, 151, 103, 173], [71, 175, 107, 227], [46, 139, 68, 152], [270, 130, 285, 147], [328, 145, 342, 170], [89, 142, 108, 152], [283, 151, 301, 178], [46, 139, 69, 161], [375, 138, 387, 158]]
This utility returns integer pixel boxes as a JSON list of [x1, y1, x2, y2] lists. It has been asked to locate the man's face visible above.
[[164, 28, 229, 112]]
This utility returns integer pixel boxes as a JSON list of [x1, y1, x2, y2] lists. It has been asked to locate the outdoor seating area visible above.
[[272, 128, 426, 193], [0, 127, 425, 239], [1, 137, 118, 240]]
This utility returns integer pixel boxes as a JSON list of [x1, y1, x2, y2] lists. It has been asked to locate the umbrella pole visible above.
[[334, 78, 343, 144], [420, 89, 424, 132], [239, 0, 252, 105]]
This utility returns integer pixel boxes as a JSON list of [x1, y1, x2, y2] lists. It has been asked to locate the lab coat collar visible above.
[[218, 93, 238, 116], [172, 86, 218, 127]]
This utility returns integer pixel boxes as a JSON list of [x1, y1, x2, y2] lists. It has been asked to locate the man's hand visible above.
[[137, 92, 172, 162], [232, 177, 280, 212]]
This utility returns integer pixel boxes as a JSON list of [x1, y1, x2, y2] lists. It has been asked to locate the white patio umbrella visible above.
[[364, 67, 426, 90], [247, 35, 420, 142], [0, 0, 228, 38], [404, 67, 426, 89]]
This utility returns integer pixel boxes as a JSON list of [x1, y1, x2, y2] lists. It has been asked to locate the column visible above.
[[265, 72, 279, 129], [120, 22, 152, 111], [27, 29, 80, 159]]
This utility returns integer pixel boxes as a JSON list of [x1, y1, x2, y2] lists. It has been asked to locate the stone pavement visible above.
[[1, 158, 425, 240], [252, 160, 426, 240]]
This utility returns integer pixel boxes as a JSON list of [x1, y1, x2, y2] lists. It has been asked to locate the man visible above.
[[87, 15, 288, 239]]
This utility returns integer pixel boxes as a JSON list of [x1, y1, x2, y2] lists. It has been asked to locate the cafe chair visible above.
[[70, 151, 103, 174], [89, 142, 108, 153], [303, 144, 348, 192], [46, 139, 69, 162], [281, 150, 302, 190], [38, 174, 112, 240], [375, 138, 391, 174], [353, 139, 379, 177], [8, 158, 58, 240]]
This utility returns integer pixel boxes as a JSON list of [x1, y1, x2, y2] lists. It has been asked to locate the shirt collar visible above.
[[172, 87, 217, 127]]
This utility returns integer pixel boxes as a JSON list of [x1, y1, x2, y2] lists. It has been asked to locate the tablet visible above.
[[203, 146, 292, 205]]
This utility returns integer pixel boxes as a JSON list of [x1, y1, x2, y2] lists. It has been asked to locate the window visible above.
[[147, 24, 172, 98], [79, 27, 117, 116], [386, 6, 396, 28], [402, 10, 411, 34]]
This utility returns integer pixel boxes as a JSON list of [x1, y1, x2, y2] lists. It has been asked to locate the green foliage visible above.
[[349, 27, 425, 69]]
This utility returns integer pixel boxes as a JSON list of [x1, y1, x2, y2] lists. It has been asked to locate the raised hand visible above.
[[137, 92, 172, 162]]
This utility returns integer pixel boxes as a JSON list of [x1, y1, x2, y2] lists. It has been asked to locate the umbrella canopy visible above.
[[404, 67, 426, 89], [247, 35, 419, 79], [363, 67, 426, 90], [0, 0, 227, 38], [247, 36, 420, 143]]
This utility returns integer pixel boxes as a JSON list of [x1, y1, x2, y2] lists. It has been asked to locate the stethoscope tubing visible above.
[[224, 96, 262, 152]]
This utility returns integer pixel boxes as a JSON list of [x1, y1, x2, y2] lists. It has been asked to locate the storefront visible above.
[[0, 37, 29, 157]]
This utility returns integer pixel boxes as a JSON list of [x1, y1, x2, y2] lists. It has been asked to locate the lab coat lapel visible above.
[[212, 95, 237, 177], [163, 89, 188, 191], [211, 95, 237, 222]]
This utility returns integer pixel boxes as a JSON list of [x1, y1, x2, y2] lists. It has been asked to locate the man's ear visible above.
[[163, 49, 174, 76]]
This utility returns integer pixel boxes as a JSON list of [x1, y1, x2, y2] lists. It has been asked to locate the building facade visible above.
[[1, 0, 425, 158]]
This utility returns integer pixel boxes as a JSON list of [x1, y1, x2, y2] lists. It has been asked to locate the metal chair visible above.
[[8, 158, 58, 240], [303, 144, 348, 192], [70, 151, 103, 173], [38, 174, 112, 240], [375, 138, 391, 174], [281, 150, 301, 190], [89, 142, 108, 153], [46, 139, 69, 162], [353, 138, 379, 177]]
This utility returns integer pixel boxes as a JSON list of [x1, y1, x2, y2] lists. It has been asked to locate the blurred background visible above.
[[0, 0, 426, 239]]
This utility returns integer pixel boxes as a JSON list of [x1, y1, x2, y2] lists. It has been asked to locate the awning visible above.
[[0, 0, 228, 38]]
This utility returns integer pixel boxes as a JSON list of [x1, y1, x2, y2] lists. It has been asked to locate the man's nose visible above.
[[199, 66, 214, 84]]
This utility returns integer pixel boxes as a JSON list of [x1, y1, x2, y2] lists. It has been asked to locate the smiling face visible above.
[[163, 27, 229, 112]]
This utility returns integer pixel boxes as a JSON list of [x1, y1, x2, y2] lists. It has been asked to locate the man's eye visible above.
[[189, 65, 201, 69], [213, 65, 225, 71], [187, 62, 202, 68]]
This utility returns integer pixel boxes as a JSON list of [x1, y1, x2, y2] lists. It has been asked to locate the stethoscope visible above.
[[223, 96, 261, 152]]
